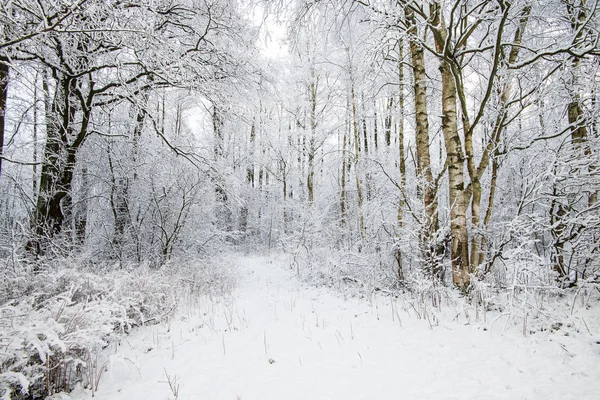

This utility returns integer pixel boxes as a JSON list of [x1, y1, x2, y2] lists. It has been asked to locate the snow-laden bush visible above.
[[0, 257, 233, 399]]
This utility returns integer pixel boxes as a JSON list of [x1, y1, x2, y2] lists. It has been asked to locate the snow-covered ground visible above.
[[71, 255, 600, 400]]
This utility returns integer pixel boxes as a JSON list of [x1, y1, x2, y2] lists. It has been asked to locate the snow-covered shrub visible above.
[[282, 232, 401, 295], [0, 257, 232, 399]]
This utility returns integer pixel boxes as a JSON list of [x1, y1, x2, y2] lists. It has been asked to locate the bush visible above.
[[0, 257, 232, 399]]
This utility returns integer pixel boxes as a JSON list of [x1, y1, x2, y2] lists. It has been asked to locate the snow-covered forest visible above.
[[1, 0, 599, 399]]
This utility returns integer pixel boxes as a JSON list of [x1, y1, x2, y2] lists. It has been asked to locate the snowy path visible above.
[[82, 255, 600, 400]]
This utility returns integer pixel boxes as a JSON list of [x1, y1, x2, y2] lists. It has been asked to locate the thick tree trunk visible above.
[[429, 2, 470, 288], [549, 0, 596, 282], [74, 167, 88, 246], [428, 4, 471, 286], [32, 75, 82, 253], [32, 37, 95, 253], [565, 0, 590, 153], [567, 60, 596, 206], [440, 60, 470, 288], [35, 142, 77, 243], [406, 7, 440, 277]]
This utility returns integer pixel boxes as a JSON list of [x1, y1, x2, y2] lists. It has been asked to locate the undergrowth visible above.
[[283, 245, 600, 339], [0, 256, 234, 400]]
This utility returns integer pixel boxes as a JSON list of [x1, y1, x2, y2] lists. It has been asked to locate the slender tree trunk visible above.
[[0, 57, 8, 179], [108, 156, 130, 257], [340, 112, 349, 228], [349, 62, 366, 240], [307, 73, 317, 206], [360, 94, 373, 201], [345, 47, 366, 239], [282, 159, 288, 232], [240, 121, 256, 233], [396, 38, 406, 281], [248, 121, 256, 188], [384, 95, 393, 147], [213, 104, 231, 231], [551, 181, 568, 280], [373, 97, 378, 151], [479, 152, 499, 271], [469, 5, 531, 272], [361, 93, 369, 155], [33, 72, 39, 200], [131, 92, 147, 180]]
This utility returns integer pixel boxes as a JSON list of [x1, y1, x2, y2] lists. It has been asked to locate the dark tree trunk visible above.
[[0, 57, 8, 179], [74, 167, 88, 246], [213, 105, 232, 231], [30, 73, 85, 254]]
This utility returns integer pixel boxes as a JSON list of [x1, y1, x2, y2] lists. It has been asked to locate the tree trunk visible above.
[[429, 2, 470, 287], [33, 72, 39, 200], [439, 60, 470, 288], [282, 159, 288, 233], [307, 73, 317, 206], [469, 5, 531, 272], [32, 74, 82, 253], [240, 121, 256, 233], [345, 47, 366, 240], [107, 141, 131, 258], [479, 152, 499, 272], [74, 167, 88, 246], [340, 112, 349, 228], [396, 38, 406, 281], [565, 0, 590, 150], [548, 0, 596, 283], [213, 104, 231, 231], [384, 95, 393, 147], [0, 57, 8, 179], [131, 90, 148, 181], [349, 67, 366, 240], [373, 97, 378, 151], [406, 7, 440, 277], [361, 93, 369, 155]]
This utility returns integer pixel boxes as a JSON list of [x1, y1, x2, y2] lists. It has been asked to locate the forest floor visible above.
[[69, 255, 600, 400]]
